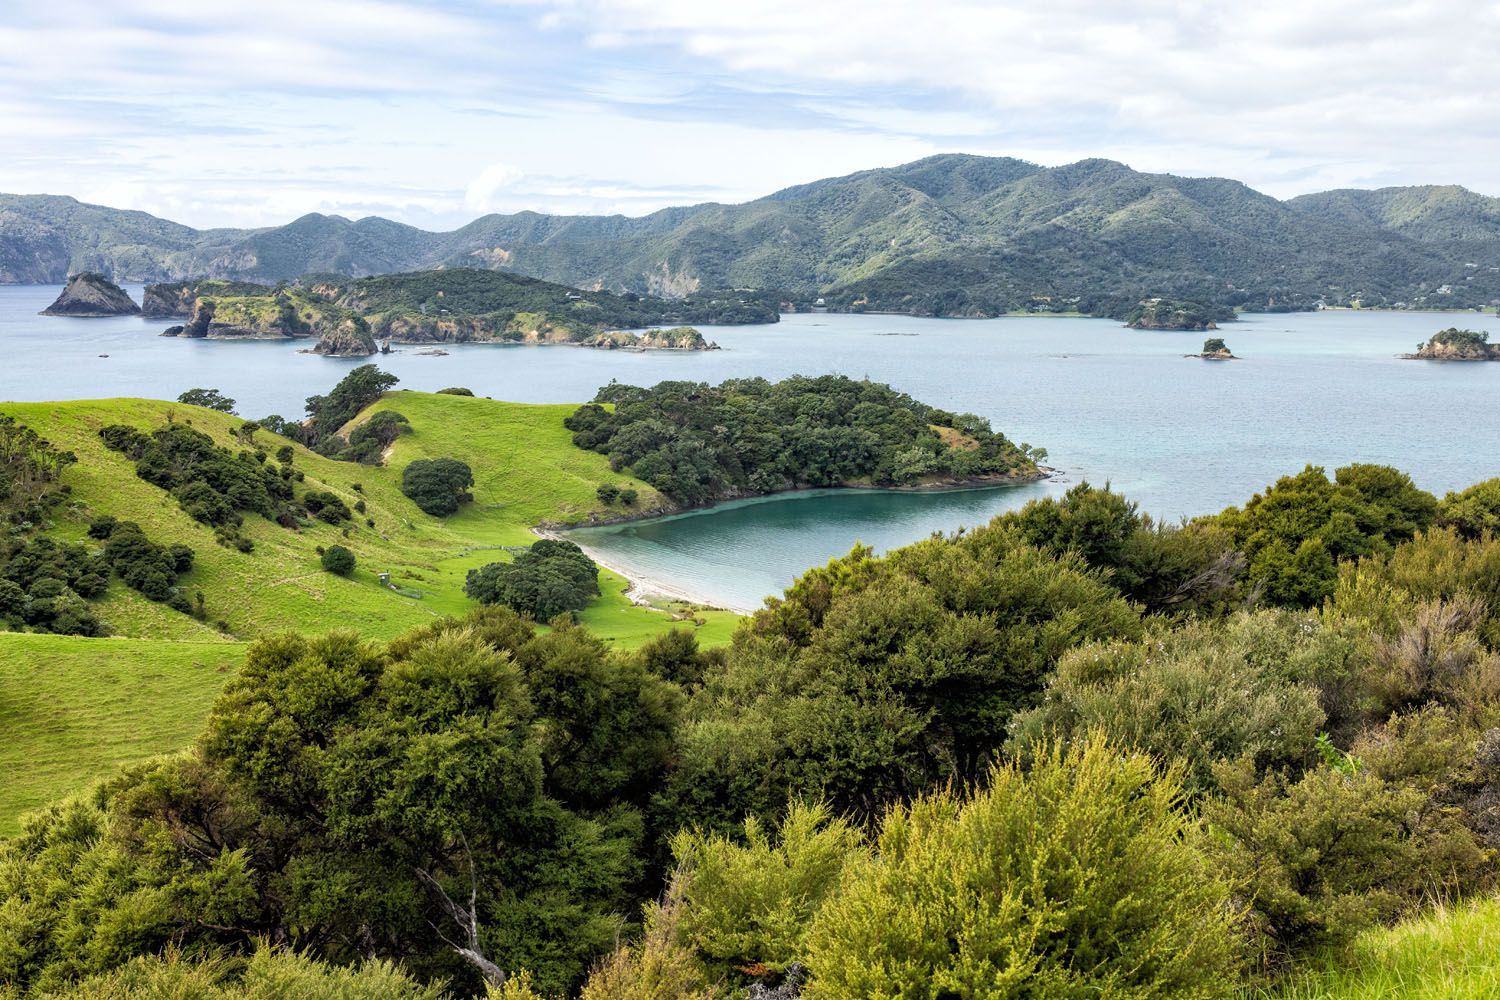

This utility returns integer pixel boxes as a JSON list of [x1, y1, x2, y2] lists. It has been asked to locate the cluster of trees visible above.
[[100, 422, 295, 550], [260, 366, 411, 465], [6, 464, 1500, 998], [402, 458, 475, 517], [176, 387, 237, 413], [464, 540, 600, 620], [565, 376, 1034, 505], [1, 516, 197, 636], [0, 415, 75, 528]]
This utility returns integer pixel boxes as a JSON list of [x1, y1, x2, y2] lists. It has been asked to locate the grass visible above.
[[0, 633, 246, 836], [1, 392, 741, 644], [0, 391, 745, 833], [1252, 897, 1500, 999]]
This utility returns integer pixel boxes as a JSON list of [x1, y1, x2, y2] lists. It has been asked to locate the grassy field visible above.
[[1, 392, 740, 644], [0, 634, 246, 835], [1253, 897, 1500, 999], [0, 391, 745, 833]]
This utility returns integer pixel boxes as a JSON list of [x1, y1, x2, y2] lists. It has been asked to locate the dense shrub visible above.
[[804, 739, 1239, 999], [338, 409, 409, 464], [320, 544, 356, 575], [302, 489, 352, 523], [1438, 478, 1500, 539], [401, 457, 474, 516], [465, 539, 599, 619], [437, 386, 475, 396], [0, 414, 76, 526], [304, 364, 399, 450]]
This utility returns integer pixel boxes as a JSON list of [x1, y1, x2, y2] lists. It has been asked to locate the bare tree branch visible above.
[[415, 835, 507, 988]]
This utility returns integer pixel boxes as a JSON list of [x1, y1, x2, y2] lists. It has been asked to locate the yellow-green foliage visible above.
[[1253, 896, 1500, 1000], [803, 738, 1241, 999], [0, 634, 243, 836], [672, 802, 864, 976], [5, 946, 444, 999]]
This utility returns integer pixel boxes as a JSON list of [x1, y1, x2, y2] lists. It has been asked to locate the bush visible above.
[[620, 487, 638, 506], [596, 483, 621, 505], [464, 539, 600, 619], [303, 490, 352, 524], [401, 458, 475, 516], [321, 544, 356, 576], [1438, 478, 1500, 539], [806, 738, 1240, 998], [87, 514, 117, 539], [437, 386, 475, 396]]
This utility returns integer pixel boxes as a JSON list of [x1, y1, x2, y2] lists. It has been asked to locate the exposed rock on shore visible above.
[[39, 272, 140, 317], [1406, 328, 1499, 360], [582, 326, 719, 351]]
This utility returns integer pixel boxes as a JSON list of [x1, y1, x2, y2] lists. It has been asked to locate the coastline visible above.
[[530, 524, 751, 614], [533, 467, 1055, 616]]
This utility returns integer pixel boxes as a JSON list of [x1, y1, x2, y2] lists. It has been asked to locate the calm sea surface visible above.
[[3, 283, 1496, 610]]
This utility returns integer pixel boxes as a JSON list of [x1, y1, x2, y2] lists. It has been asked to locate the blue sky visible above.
[[2, 0, 1496, 229]]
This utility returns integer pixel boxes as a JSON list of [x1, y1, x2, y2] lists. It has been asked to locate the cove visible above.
[[562, 479, 1061, 613]]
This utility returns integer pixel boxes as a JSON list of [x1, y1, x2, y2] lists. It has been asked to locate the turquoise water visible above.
[[3, 284, 1497, 610]]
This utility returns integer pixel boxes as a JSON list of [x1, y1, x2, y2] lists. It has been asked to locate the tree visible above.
[[304, 365, 399, 448], [401, 458, 475, 516], [321, 544, 356, 575], [465, 540, 600, 619], [177, 388, 237, 413]]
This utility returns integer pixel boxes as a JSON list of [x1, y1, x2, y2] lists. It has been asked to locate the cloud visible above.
[[464, 162, 525, 212], [1, 0, 1497, 228]]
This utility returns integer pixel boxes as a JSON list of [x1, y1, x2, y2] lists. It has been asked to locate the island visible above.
[[1126, 297, 1232, 331], [145, 269, 743, 355], [1188, 337, 1238, 360], [38, 272, 140, 317], [1406, 328, 1499, 361]]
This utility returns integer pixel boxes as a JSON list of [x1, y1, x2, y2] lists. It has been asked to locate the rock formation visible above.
[[312, 317, 377, 357], [39, 272, 140, 317], [1406, 328, 1499, 360]]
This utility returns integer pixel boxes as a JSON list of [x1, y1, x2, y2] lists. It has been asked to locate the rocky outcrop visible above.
[[39, 272, 140, 316], [142, 279, 271, 318], [1189, 337, 1238, 359], [1406, 328, 1499, 360], [312, 317, 377, 357]]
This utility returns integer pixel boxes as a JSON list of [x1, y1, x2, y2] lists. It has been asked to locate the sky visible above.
[[2, 0, 1497, 230]]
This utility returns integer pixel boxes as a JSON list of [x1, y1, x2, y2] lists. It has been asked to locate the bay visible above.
[[3, 283, 1497, 611]]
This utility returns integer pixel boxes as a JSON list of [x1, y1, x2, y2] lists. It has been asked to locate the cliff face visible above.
[[39, 272, 140, 317], [312, 318, 377, 357]]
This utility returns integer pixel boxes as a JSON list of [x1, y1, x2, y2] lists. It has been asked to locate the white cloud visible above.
[[464, 162, 526, 212]]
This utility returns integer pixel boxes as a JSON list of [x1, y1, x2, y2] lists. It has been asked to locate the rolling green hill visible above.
[[6, 154, 1500, 314], [0, 391, 741, 832]]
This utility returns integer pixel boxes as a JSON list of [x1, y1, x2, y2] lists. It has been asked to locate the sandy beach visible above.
[[531, 527, 753, 615]]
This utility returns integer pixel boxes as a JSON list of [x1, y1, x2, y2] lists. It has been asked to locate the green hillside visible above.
[[0, 634, 245, 835], [0, 391, 739, 832], [6, 154, 1500, 314], [0, 392, 737, 643]]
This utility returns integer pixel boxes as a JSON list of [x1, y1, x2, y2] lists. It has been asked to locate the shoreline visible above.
[[530, 525, 751, 614], [532, 468, 1056, 616]]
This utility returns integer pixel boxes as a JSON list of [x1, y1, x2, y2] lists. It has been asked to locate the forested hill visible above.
[[5, 154, 1500, 314]]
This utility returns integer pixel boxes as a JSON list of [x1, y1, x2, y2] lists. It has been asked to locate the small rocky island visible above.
[[582, 327, 719, 351], [39, 272, 141, 317], [1406, 328, 1499, 361], [1189, 337, 1238, 360], [1126, 297, 1230, 331]]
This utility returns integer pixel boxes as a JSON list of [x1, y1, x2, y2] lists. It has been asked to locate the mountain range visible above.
[[4, 154, 1500, 316]]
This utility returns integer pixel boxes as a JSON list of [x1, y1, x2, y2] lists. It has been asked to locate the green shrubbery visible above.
[[320, 543, 355, 575], [465, 539, 599, 620], [566, 376, 1033, 505], [401, 457, 475, 516]]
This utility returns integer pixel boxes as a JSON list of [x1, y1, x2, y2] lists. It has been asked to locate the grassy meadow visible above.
[[0, 390, 743, 831], [1253, 897, 1500, 1000]]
